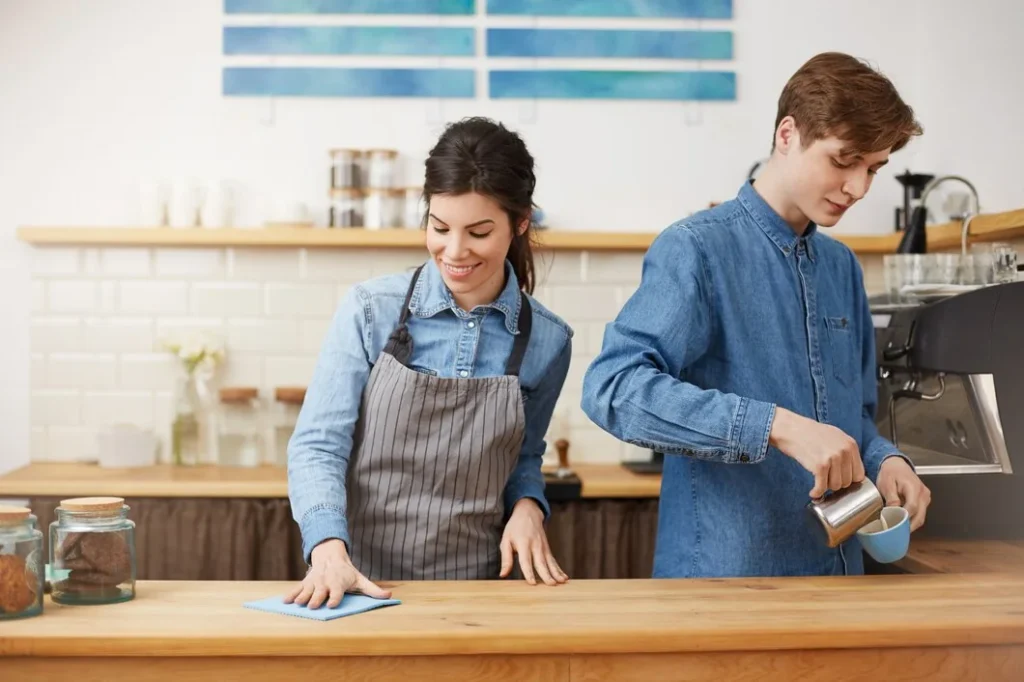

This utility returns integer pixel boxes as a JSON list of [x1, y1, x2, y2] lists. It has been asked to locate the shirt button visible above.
[[459, 370, 469, 378], [739, 454, 750, 462], [467, 321, 475, 329]]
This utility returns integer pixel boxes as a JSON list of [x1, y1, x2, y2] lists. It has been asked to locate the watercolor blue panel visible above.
[[224, 67, 475, 98], [486, 0, 731, 18], [489, 70, 735, 100], [224, 27, 475, 57], [487, 29, 731, 60], [224, 0, 475, 14]]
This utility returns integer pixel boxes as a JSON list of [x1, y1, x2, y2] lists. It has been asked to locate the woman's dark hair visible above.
[[423, 116, 538, 294]]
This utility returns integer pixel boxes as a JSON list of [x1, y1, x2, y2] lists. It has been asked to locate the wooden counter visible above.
[[896, 538, 1024, 574], [0, 462, 661, 499], [2, 576, 1024, 680]]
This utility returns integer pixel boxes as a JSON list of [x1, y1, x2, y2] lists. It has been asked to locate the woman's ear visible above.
[[517, 216, 530, 236]]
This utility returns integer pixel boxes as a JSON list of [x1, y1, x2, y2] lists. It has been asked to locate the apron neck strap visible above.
[[384, 264, 534, 378], [503, 291, 532, 377]]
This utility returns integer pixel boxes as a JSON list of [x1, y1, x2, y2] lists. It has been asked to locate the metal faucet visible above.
[[917, 175, 981, 256]]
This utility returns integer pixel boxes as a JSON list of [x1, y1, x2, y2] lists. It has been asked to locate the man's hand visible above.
[[877, 456, 931, 531], [769, 407, 866, 498], [285, 539, 391, 608]]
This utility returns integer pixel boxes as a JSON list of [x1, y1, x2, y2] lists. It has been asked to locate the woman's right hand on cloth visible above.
[[284, 539, 391, 608], [770, 407, 866, 498]]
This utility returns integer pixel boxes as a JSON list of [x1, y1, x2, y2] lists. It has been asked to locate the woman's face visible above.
[[425, 191, 522, 309]]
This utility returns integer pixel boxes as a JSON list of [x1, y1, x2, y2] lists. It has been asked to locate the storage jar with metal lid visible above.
[[0, 505, 44, 619], [330, 148, 365, 189], [49, 497, 136, 605], [216, 386, 264, 468]]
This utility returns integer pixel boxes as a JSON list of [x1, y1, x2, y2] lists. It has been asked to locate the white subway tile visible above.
[[564, 356, 591, 400], [586, 322, 609, 356], [616, 285, 638, 308], [567, 426, 626, 463], [83, 391, 155, 428], [46, 426, 99, 461], [32, 248, 80, 275], [31, 281, 46, 312], [265, 282, 336, 317], [264, 356, 317, 389], [31, 317, 83, 353], [152, 392, 174, 464], [83, 249, 102, 276], [227, 319, 299, 352], [303, 250, 375, 281], [230, 249, 301, 280], [47, 353, 118, 390], [534, 252, 583, 286], [300, 318, 331, 353], [31, 354, 46, 389], [190, 282, 263, 316], [119, 281, 188, 314], [31, 389, 81, 426], [98, 281, 117, 313], [84, 317, 155, 352], [548, 285, 623, 322], [368, 250, 426, 277], [99, 248, 152, 276], [156, 318, 225, 346], [48, 280, 97, 312], [154, 248, 226, 277], [31, 427, 48, 460], [585, 253, 644, 284], [119, 353, 177, 391], [221, 352, 264, 387]]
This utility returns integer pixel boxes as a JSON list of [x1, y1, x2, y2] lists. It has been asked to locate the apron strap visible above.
[[503, 292, 532, 377], [382, 264, 424, 366], [384, 264, 533, 376]]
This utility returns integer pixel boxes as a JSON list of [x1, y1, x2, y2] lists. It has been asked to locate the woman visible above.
[[286, 117, 573, 609]]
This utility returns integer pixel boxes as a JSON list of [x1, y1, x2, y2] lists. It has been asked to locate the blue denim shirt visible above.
[[289, 258, 573, 563], [582, 181, 908, 578]]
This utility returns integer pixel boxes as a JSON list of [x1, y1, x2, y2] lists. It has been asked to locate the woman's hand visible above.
[[285, 539, 391, 608], [500, 499, 568, 586]]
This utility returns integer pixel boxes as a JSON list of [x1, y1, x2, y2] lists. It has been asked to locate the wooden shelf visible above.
[[16, 207, 1024, 253]]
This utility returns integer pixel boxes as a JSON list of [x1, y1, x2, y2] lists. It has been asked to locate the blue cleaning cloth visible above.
[[243, 594, 401, 621]]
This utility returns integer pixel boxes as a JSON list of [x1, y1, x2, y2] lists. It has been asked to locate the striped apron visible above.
[[346, 265, 533, 581]]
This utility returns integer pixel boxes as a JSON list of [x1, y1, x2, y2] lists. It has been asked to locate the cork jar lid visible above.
[[60, 497, 125, 513], [0, 505, 32, 524], [275, 386, 306, 405], [220, 386, 259, 403]]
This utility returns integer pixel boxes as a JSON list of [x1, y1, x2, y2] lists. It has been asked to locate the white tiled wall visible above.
[[28, 246, 649, 465], [27, 245, 890, 465]]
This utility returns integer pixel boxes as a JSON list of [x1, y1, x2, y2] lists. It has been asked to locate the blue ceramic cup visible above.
[[856, 506, 911, 563]]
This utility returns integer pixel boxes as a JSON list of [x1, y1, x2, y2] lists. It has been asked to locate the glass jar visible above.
[[216, 387, 264, 468], [329, 188, 364, 228], [49, 497, 135, 605], [403, 187, 425, 229], [364, 188, 388, 230], [270, 386, 305, 467], [329, 148, 365, 189], [366, 149, 398, 189], [0, 505, 44, 620]]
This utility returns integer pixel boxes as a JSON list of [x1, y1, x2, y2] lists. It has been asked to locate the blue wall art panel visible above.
[[489, 70, 735, 100], [485, 0, 731, 18], [224, 26, 475, 56], [224, 0, 475, 15], [224, 67, 476, 98], [487, 29, 732, 60]]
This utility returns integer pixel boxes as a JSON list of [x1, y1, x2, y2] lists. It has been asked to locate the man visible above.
[[581, 52, 932, 577]]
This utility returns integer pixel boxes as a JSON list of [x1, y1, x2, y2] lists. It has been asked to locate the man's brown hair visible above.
[[773, 52, 922, 155]]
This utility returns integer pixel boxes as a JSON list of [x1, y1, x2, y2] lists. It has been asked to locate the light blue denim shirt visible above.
[[582, 181, 909, 578], [289, 258, 573, 563]]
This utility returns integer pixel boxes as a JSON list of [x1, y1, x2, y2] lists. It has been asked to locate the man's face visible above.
[[777, 120, 891, 228]]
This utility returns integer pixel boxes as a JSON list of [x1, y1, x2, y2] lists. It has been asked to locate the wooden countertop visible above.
[[3, 575, 1024, 658], [0, 461, 662, 499], [896, 538, 1024, 574]]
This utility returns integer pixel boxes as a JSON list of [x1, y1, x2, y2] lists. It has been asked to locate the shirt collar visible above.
[[737, 180, 818, 262], [409, 258, 523, 334]]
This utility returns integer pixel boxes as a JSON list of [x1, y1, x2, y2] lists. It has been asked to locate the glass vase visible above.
[[171, 372, 210, 466]]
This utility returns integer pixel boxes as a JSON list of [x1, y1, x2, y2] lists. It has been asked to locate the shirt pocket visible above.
[[824, 316, 856, 387]]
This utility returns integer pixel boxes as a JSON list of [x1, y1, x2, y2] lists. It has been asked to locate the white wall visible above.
[[2, 0, 1022, 471]]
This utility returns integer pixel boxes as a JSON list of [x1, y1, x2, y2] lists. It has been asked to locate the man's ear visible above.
[[775, 115, 799, 155]]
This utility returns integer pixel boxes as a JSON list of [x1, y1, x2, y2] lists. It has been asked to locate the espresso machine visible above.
[[872, 281, 1024, 539]]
